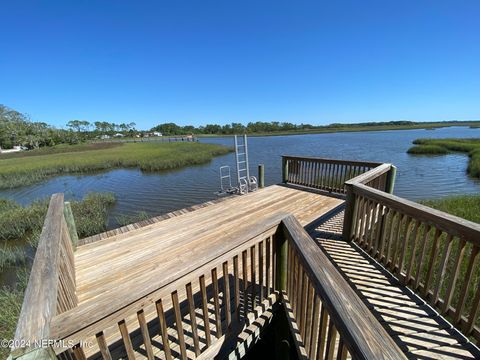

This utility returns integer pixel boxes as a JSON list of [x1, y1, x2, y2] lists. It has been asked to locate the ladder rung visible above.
[[238, 161, 246, 164], [239, 169, 247, 172], [237, 153, 246, 156]]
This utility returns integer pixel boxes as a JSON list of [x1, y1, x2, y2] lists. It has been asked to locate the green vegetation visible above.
[[0, 193, 116, 358], [0, 142, 231, 189], [407, 138, 480, 178], [153, 120, 480, 136], [421, 194, 480, 225]]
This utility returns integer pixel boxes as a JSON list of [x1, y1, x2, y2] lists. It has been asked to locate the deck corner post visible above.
[[342, 182, 356, 242], [275, 227, 288, 292], [258, 164, 265, 188], [64, 201, 79, 250], [385, 165, 397, 194], [282, 157, 289, 183]]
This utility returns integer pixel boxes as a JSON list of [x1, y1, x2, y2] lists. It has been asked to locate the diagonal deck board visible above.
[[74, 185, 343, 305], [311, 209, 480, 360]]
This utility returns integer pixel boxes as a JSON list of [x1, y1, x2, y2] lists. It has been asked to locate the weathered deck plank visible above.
[[74, 185, 343, 305]]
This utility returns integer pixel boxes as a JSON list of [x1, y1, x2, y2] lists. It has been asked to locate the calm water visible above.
[[1, 126, 480, 228]]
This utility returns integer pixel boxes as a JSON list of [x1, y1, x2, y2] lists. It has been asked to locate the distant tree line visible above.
[[0, 104, 138, 149], [149, 120, 424, 136]]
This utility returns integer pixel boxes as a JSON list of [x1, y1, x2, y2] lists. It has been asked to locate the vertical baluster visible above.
[[242, 249, 249, 319], [155, 299, 172, 359], [442, 239, 466, 314], [396, 217, 413, 275], [423, 229, 442, 298], [465, 282, 480, 335], [199, 275, 212, 347], [266, 237, 271, 295], [300, 274, 309, 340], [405, 221, 423, 285], [222, 261, 232, 331], [336, 338, 348, 360], [324, 319, 338, 360], [211, 268, 223, 337], [309, 293, 321, 359], [118, 319, 136, 360], [137, 309, 154, 360], [233, 255, 240, 322], [367, 202, 380, 253], [185, 283, 201, 356], [172, 291, 187, 359], [316, 305, 328, 359], [96, 331, 112, 360], [386, 211, 400, 268], [251, 244, 257, 308], [378, 207, 391, 261], [258, 241, 264, 303], [72, 345, 87, 360], [414, 225, 432, 290], [454, 246, 479, 323], [304, 282, 314, 353], [391, 214, 406, 271], [432, 234, 454, 305]]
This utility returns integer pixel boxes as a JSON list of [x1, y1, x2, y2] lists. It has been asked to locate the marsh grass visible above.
[[0, 193, 116, 357], [116, 211, 150, 227], [407, 138, 480, 178], [0, 142, 231, 189]]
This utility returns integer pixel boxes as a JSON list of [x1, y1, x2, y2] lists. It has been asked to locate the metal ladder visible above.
[[234, 134, 257, 194]]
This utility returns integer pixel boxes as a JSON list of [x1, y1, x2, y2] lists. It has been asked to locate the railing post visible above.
[[64, 201, 78, 250], [385, 165, 397, 194], [342, 182, 356, 242], [275, 228, 288, 292], [258, 164, 265, 188], [282, 157, 288, 184]]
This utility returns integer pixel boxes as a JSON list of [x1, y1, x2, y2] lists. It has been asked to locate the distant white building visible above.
[[113, 133, 125, 138], [153, 131, 163, 137], [100, 134, 111, 139]]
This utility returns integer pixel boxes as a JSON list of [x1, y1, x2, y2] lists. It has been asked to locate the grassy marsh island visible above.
[[0, 193, 116, 358], [0, 141, 231, 189], [407, 138, 480, 178]]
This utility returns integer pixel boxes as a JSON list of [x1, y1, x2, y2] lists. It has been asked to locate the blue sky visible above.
[[0, 1, 479, 129]]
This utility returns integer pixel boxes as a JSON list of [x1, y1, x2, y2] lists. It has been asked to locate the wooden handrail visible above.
[[282, 215, 406, 359], [12, 193, 77, 358], [353, 183, 480, 244], [348, 182, 480, 343], [282, 155, 383, 168], [345, 163, 392, 186], [281, 155, 383, 194]]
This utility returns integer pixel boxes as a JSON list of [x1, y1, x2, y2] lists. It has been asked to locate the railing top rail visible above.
[[353, 183, 480, 245], [13, 193, 66, 357], [282, 215, 406, 359], [281, 155, 383, 168], [345, 163, 392, 185]]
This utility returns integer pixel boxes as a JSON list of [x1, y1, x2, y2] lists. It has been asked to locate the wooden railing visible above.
[[49, 219, 281, 359], [281, 216, 405, 359], [39, 214, 405, 360], [11, 194, 78, 359], [282, 155, 384, 194], [345, 182, 480, 343]]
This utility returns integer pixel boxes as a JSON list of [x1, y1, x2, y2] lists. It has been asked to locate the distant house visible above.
[[113, 133, 125, 138], [100, 134, 111, 139], [153, 132, 162, 137]]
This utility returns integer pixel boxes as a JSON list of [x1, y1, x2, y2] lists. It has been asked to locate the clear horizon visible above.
[[1, 1, 479, 128]]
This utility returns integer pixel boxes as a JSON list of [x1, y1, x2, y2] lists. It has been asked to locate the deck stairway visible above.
[[9, 155, 480, 360]]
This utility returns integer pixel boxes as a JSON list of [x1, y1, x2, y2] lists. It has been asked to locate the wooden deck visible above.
[[74, 185, 343, 305], [11, 156, 480, 360]]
